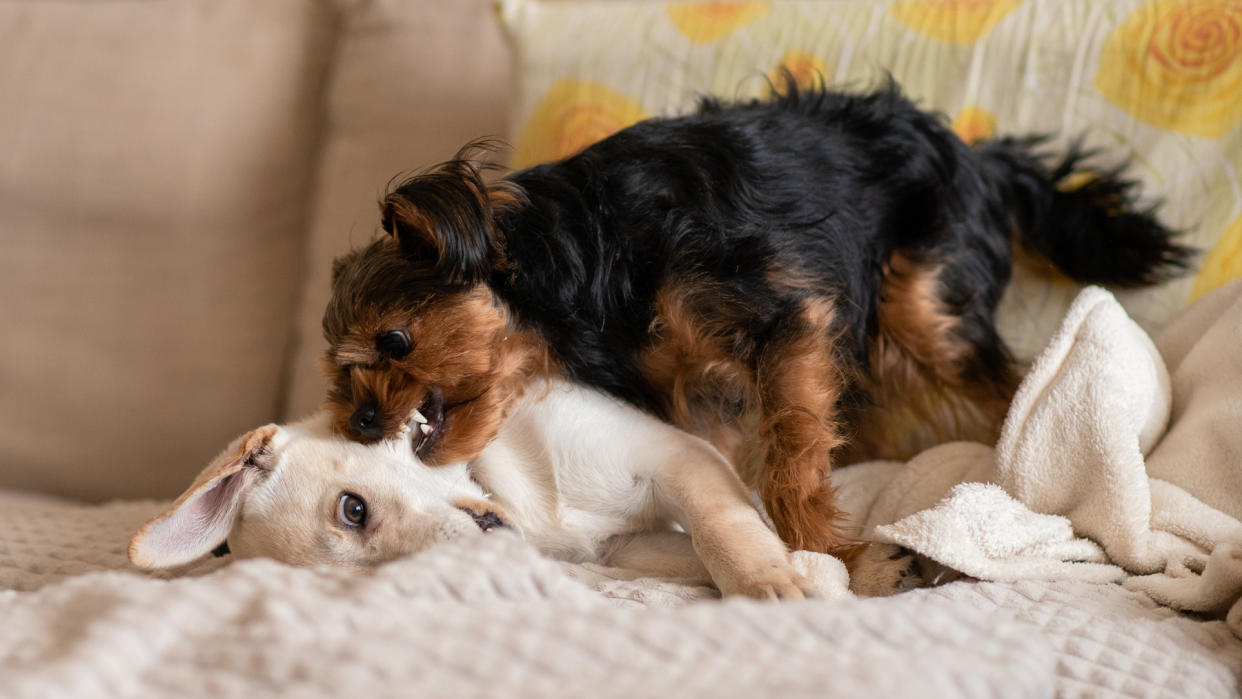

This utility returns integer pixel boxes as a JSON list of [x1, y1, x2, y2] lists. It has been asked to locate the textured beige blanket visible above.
[[5, 285, 1242, 696], [0, 494, 1240, 697]]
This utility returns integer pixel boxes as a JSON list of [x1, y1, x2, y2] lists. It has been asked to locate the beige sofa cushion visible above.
[[0, 1, 336, 500], [283, 0, 513, 421]]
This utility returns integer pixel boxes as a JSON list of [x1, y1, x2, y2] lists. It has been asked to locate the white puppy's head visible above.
[[128, 412, 513, 570]]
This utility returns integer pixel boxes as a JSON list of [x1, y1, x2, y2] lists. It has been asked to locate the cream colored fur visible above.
[[130, 379, 814, 600]]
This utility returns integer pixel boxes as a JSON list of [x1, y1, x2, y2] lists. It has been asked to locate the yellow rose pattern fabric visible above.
[[889, 0, 1025, 45], [1191, 213, 1242, 302], [667, 2, 771, 43], [500, 0, 1242, 360], [1096, 1, 1242, 139], [951, 105, 998, 144], [514, 80, 651, 169]]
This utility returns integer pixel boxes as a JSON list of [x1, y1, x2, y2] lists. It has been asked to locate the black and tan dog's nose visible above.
[[349, 404, 384, 442]]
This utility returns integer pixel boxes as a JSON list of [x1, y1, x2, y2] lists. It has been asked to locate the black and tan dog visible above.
[[321, 83, 1188, 566]]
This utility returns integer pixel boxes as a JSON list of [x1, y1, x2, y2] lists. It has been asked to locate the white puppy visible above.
[[130, 379, 817, 599]]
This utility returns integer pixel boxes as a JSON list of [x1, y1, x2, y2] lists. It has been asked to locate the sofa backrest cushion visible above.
[[282, 0, 513, 422], [0, 0, 336, 500]]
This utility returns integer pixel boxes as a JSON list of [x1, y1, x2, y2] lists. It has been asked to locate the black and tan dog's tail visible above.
[[977, 136, 1194, 287]]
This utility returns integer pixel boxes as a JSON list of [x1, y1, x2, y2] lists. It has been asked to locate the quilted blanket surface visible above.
[[7, 287, 1242, 698], [0, 496, 1240, 698]]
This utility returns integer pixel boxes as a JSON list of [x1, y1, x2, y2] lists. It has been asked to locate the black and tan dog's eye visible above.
[[376, 329, 412, 359], [337, 492, 368, 528]]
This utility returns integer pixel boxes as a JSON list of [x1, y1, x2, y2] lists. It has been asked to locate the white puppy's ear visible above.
[[128, 425, 279, 570]]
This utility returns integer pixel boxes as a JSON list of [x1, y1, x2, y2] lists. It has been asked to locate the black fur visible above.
[[380, 158, 502, 286], [977, 135, 1190, 286], [330, 82, 1190, 442], [459, 85, 1186, 415]]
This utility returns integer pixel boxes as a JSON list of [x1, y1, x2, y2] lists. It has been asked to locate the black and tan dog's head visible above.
[[322, 153, 542, 464]]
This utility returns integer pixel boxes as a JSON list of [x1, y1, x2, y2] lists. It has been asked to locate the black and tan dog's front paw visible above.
[[848, 542, 927, 597]]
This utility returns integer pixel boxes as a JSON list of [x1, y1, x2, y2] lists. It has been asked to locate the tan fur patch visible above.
[[323, 285, 554, 465], [638, 282, 753, 459], [844, 252, 1013, 463], [753, 298, 857, 559], [640, 285, 857, 559]]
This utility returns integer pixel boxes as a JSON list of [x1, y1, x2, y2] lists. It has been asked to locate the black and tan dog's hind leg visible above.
[[847, 542, 968, 597], [848, 543, 927, 597]]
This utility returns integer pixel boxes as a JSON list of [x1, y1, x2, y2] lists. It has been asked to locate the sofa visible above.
[[2, 1, 1241, 696], [1, 0, 511, 501]]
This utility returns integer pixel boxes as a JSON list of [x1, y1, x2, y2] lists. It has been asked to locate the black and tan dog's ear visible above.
[[329, 251, 356, 289], [380, 158, 506, 285], [128, 425, 279, 570]]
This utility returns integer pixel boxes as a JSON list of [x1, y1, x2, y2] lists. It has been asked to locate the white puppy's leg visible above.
[[603, 532, 711, 581], [656, 445, 817, 600]]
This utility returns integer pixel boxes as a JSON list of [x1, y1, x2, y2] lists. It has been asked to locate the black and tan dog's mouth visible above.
[[407, 387, 488, 459], [409, 387, 446, 458]]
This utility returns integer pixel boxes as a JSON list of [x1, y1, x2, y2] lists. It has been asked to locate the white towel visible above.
[[835, 281, 1242, 636]]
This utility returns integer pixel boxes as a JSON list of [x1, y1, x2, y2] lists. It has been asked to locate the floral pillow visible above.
[[500, 0, 1242, 359]]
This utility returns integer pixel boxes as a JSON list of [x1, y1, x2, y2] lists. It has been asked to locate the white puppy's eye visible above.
[[337, 492, 368, 528]]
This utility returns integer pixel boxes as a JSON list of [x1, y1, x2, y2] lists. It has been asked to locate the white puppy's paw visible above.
[[848, 543, 926, 597], [717, 559, 818, 601]]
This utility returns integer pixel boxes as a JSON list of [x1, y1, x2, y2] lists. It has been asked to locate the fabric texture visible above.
[[4, 286, 1242, 695], [499, 0, 1242, 362], [832, 281, 1242, 636], [3, 495, 1242, 698], [282, 0, 514, 421], [0, 0, 338, 500]]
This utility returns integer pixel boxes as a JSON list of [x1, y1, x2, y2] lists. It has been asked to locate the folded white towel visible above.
[[836, 281, 1242, 636], [877, 481, 1120, 584]]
